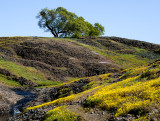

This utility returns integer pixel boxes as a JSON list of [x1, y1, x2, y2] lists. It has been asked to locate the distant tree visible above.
[[37, 7, 105, 38]]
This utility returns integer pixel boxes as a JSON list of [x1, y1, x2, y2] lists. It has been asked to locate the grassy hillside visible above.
[[0, 36, 159, 88]]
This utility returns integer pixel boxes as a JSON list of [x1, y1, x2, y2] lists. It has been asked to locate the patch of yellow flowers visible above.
[[45, 106, 77, 121], [87, 74, 160, 117]]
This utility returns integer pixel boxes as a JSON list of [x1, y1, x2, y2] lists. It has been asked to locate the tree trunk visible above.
[[51, 31, 58, 38], [55, 34, 58, 38]]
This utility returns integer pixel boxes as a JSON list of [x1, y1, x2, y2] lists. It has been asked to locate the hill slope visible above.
[[0, 36, 159, 88], [0, 37, 122, 88], [16, 59, 160, 121], [0, 36, 159, 120]]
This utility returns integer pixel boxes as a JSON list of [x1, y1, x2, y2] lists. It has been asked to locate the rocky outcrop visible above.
[[23, 78, 91, 108]]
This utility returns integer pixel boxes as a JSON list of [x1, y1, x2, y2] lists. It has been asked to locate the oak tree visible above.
[[37, 7, 105, 38]]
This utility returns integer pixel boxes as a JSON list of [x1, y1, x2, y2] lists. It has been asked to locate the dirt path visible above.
[[67, 105, 109, 121]]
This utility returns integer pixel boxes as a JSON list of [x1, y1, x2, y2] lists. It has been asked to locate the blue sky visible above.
[[0, 0, 160, 44]]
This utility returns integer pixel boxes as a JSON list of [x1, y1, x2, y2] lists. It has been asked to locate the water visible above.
[[0, 89, 36, 121], [12, 89, 36, 115]]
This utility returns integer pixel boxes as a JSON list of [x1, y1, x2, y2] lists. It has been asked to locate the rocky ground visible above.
[[10, 87, 138, 121], [0, 83, 22, 114]]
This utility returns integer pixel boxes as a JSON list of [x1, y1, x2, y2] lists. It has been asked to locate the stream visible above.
[[0, 89, 36, 121]]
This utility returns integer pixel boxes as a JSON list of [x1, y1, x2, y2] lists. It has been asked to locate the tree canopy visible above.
[[37, 7, 105, 38]]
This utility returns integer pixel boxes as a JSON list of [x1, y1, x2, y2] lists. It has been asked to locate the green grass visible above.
[[35, 82, 63, 88], [0, 74, 21, 87], [0, 58, 60, 86]]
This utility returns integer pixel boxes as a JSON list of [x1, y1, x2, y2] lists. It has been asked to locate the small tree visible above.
[[37, 7, 105, 38]]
